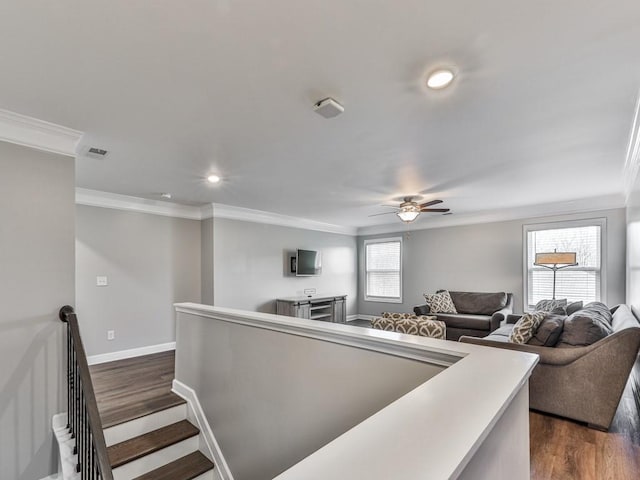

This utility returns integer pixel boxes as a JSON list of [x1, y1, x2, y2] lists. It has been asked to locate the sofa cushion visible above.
[[424, 291, 457, 314], [582, 302, 613, 325], [566, 301, 583, 316], [509, 312, 546, 344], [527, 314, 565, 347], [448, 291, 507, 315], [482, 325, 513, 342], [611, 304, 640, 332], [435, 313, 493, 331], [535, 298, 568, 312], [556, 305, 613, 348]]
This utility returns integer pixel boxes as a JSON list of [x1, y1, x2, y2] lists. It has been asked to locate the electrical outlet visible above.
[[304, 288, 316, 296], [107, 330, 115, 341], [96, 276, 108, 287]]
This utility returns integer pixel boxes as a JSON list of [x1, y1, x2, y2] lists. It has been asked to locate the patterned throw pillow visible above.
[[424, 290, 457, 314], [535, 299, 568, 312], [416, 316, 446, 339], [371, 317, 395, 331], [382, 312, 418, 320], [509, 312, 546, 344]]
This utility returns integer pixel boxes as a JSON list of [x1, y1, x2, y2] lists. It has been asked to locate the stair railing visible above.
[[59, 305, 113, 480]]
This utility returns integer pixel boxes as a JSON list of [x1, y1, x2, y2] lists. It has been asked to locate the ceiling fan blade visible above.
[[420, 208, 450, 213], [380, 205, 400, 209], [368, 212, 397, 217], [419, 199, 443, 208]]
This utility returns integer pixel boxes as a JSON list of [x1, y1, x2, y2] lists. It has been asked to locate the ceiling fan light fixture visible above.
[[397, 205, 421, 223]]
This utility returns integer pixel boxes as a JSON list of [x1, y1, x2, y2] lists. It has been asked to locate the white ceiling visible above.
[[1, 0, 639, 227]]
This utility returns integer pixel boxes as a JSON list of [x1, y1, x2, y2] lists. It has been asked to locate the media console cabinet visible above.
[[276, 295, 347, 323]]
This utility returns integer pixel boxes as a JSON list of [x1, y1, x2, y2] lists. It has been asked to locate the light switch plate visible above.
[[107, 330, 115, 340], [96, 276, 108, 287], [304, 288, 316, 296]]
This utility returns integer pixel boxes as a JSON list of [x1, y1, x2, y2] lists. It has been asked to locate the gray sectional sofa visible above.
[[460, 303, 640, 430], [414, 291, 513, 340]]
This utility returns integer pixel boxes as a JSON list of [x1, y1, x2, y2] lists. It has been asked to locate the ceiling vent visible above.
[[83, 146, 109, 159], [313, 98, 344, 118]]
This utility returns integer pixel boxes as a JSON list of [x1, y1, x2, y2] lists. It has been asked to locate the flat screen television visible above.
[[296, 249, 322, 276]]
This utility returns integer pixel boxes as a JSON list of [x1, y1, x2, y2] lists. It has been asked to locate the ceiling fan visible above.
[[370, 196, 450, 223]]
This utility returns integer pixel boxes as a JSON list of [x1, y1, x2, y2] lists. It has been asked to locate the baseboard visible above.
[[87, 342, 176, 365], [346, 314, 374, 322], [172, 379, 234, 480]]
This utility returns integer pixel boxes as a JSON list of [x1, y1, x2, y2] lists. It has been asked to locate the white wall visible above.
[[76, 205, 201, 356], [0, 142, 75, 480], [358, 208, 627, 316], [212, 218, 358, 315]]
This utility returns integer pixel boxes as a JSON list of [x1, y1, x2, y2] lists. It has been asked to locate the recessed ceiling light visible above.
[[426, 68, 455, 89], [207, 174, 221, 184]]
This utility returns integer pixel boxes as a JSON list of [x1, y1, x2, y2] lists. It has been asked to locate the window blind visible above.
[[365, 240, 401, 299], [526, 225, 601, 308]]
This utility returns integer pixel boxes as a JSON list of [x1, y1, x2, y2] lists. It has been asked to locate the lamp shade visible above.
[[534, 251, 577, 266]]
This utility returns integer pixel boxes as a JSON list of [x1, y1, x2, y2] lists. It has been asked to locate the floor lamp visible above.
[[534, 250, 578, 300]]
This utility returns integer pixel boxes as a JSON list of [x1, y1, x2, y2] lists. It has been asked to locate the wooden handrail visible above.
[[60, 306, 113, 480]]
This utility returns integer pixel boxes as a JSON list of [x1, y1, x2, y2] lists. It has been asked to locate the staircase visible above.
[[91, 351, 216, 480]]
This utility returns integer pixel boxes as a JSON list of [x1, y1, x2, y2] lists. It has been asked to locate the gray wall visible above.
[[76, 206, 201, 356], [628, 181, 640, 309], [201, 217, 214, 305], [0, 142, 75, 479], [212, 218, 358, 315], [358, 209, 627, 316], [175, 311, 442, 480]]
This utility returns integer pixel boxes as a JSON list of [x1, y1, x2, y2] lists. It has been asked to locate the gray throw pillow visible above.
[[556, 307, 613, 348], [527, 314, 565, 347]]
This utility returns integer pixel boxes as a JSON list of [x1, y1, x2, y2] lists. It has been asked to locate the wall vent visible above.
[[82, 146, 109, 158]]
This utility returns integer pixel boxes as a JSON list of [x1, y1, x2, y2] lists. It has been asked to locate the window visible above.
[[364, 238, 402, 303], [524, 219, 605, 310]]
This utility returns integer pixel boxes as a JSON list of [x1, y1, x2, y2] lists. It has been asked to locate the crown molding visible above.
[[624, 90, 640, 202], [210, 203, 358, 236], [0, 108, 83, 157], [76, 188, 203, 220], [356, 193, 626, 236]]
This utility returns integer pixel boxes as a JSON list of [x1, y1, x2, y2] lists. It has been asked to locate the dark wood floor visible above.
[[90, 350, 184, 428], [90, 349, 640, 478]]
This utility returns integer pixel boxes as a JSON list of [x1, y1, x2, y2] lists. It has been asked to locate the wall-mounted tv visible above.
[[295, 249, 322, 276]]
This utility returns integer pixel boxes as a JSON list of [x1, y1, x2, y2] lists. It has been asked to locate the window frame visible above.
[[522, 217, 607, 311], [364, 236, 403, 303]]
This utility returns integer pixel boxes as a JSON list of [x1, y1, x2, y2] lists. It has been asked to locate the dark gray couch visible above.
[[414, 291, 513, 341], [460, 304, 640, 430]]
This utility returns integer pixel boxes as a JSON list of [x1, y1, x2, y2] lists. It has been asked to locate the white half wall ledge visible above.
[[0, 108, 83, 157], [175, 303, 538, 480], [87, 342, 176, 366], [356, 193, 627, 236]]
